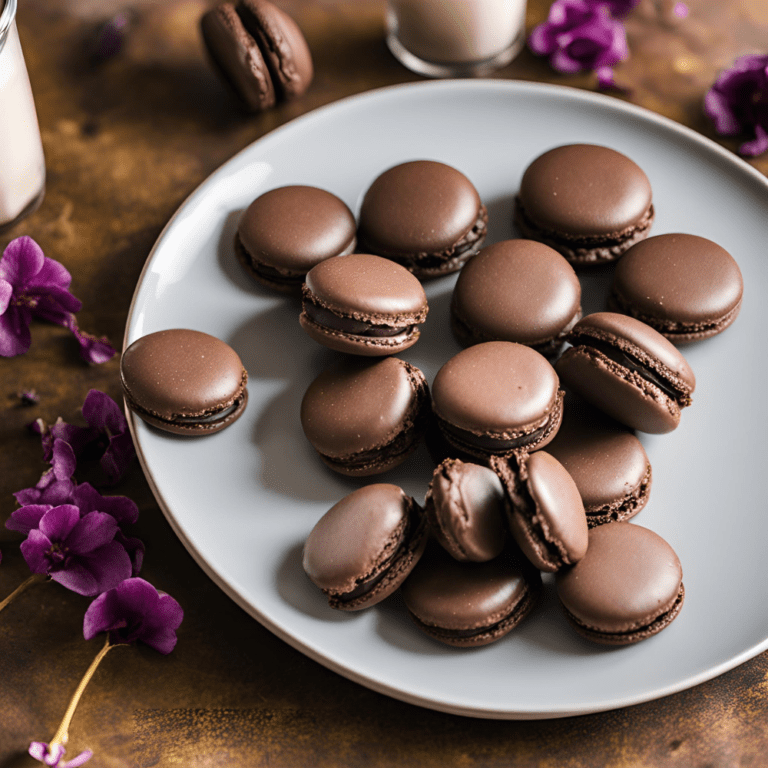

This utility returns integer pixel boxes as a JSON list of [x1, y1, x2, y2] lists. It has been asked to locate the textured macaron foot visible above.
[[302, 484, 428, 611], [514, 144, 654, 266], [556, 522, 685, 645], [401, 543, 541, 647], [121, 329, 248, 436], [357, 160, 488, 279], [556, 312, 696, 434], [608, 233, 744, 344]]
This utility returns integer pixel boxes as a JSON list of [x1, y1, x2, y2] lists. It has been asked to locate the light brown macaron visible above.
[[302, 484, 428, 611]]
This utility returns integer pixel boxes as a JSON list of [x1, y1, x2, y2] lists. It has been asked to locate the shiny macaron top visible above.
[[518, 144, 653, 237]]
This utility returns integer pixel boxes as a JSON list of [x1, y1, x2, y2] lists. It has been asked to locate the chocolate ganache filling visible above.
[[304, 301, 414, 338], [438, 419, 549, 453]]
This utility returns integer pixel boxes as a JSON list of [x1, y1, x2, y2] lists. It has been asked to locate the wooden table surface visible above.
[[1, 1, 767, 765]]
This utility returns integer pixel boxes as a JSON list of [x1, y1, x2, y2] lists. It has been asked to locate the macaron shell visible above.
[[237, 0, 313, 99], [451, 239, 581, 348], [358, 160, 483, 256], [518, 144, 653, 237], [556, 523, 684, 641]]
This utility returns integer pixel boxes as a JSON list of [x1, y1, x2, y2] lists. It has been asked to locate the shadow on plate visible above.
[[484, 192, 517, 246]]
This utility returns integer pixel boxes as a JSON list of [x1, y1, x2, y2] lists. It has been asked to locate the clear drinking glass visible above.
[[386, 0, 527, 78], [0, 0, 46, 232]]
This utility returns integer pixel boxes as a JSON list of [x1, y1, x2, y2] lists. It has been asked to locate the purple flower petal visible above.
[[29, 255, 73, 292], [82, 389, 127, 435], [73, 326, 117, 365], [72, 540, 132, 593], [38, 504, 80, 542], [0, 305, 33, 356], [0, 278, 12, 315], [60, 750, 94, 768], [70, 482, 139, 524], [20, 529, 54, 573], [0, 236, 45, 286], [50, 560, 99, 595], [673, 2, 689, 18], [65, 511, 118, 554], [740, 123, 768, 157], [6, 504, 51, 534], [115, 530, 144, 575]]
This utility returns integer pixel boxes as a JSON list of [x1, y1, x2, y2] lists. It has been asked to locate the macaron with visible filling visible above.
[[425, 458, 508, 562], [299, 253, 428, 356], [235, 185, 357, 292], [401, 542, 541, 647], [451, 239, 581, 356], [120, 328, 248, 435], [556, 522, 685, 645], [608, 233, 744, 344], [514, 144, 654, 266], [302, 484, 428, 611], [431, 341, 564, 462], [555, 312, 695, 434], [545, 397, 652, 528], [357, 160, 488, 279], [491, 451, 588, 573], [300, 357, 430, 476]]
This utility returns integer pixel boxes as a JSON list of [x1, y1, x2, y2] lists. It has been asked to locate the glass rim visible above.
[[0, 0, 18, 38]]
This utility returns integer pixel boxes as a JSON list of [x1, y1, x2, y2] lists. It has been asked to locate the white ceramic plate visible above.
[[125, 80, 768, 719]]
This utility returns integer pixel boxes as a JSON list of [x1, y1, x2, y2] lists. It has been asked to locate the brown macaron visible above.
[[608, 233, 744, 344], [491, 452, 588, 573], [556, 522, 685, 645], [545, 398, 652, 528], [300, 357, 430, 476], [425, 458, 508, 562], [235, 185, 357, 292], [357, 160, 488, 279], [121, 329, 248, 435], [555, 312, 696, 434], [431, 341, 564, 462], [302, 484, 428, 611], [514, 144, 654, 266], [299, 253, 428, 356], [451, 239, 581, 356]]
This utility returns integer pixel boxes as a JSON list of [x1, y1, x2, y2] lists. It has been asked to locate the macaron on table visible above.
[[3, 0, 768, 763]]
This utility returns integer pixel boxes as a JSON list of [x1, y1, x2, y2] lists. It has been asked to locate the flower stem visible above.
[[0, 572, 47, 614], [50, 637, 114, 748]]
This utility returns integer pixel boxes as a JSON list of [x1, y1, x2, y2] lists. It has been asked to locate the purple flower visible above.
[[529, 0, 629, 80], [599, 0, 640, 17], [92, 11, 132, 62], [84, 578, 183, 654], [14, 438, 78, 507], [705, 54, 768, 157], [29, 742, 92, 768], [19, 389, 39, 406], [8, 504, 132, 596]]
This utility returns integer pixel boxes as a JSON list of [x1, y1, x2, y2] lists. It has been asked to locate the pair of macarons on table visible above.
[[120, 141, 743, 651]]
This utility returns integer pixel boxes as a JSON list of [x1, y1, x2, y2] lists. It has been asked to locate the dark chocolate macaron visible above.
[[514, 144, 654, 266], [302, 484, 428, 611], [491, 452, 588, 573], [431, 341, 564, 462], [609, 233, 744, 344], [235, 185, 357, 293], [545, 398, 652, 528], [401, 542, 541, 647], [299, 253, 428, 356], [357, 160, 488, 279], [555, 312, 695, 434], [451, 239, 581, 356], [300, 357, 430, 476], [425, 458, 508, 562], [201, 0, 313, 113], [556, 522, 685, 645], [121, 328, 248, 435]]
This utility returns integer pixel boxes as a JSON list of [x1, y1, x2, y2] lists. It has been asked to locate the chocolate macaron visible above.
[[556, 522, 685, 645], [401, 542, 541, 647], [491, 452, 588, 573], [121, 328, 248, 435], [609, 233, 744, 344], [201, 0, 313, 113], [514, 144, 654, 266], [300, 357, 430, 476], [300, 253, 428, 356], [302, 484, 428, 611], [451, 239, 581, 356], [545, 398, 652, 528], [555, 312, 695, 434], [357, 160, 488, 279], [235, 185, 356, 292], [425, 458, 508, 562], [431, 341, 564, 462]]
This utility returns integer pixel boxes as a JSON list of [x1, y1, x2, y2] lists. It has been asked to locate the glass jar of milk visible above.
[[0, 0, 45, 232], [386, 0, 527, 77]]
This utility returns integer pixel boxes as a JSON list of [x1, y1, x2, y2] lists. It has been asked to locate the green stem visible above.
[[0, 572, 47, 613], [50, 636, 114, 748]]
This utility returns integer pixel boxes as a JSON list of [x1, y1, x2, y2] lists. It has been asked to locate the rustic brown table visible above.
[[1, 1, 767, 765]]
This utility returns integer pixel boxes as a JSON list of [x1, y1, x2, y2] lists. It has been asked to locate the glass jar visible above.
[[386, 0, 527, 78], [0, 0, 45, 232]]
